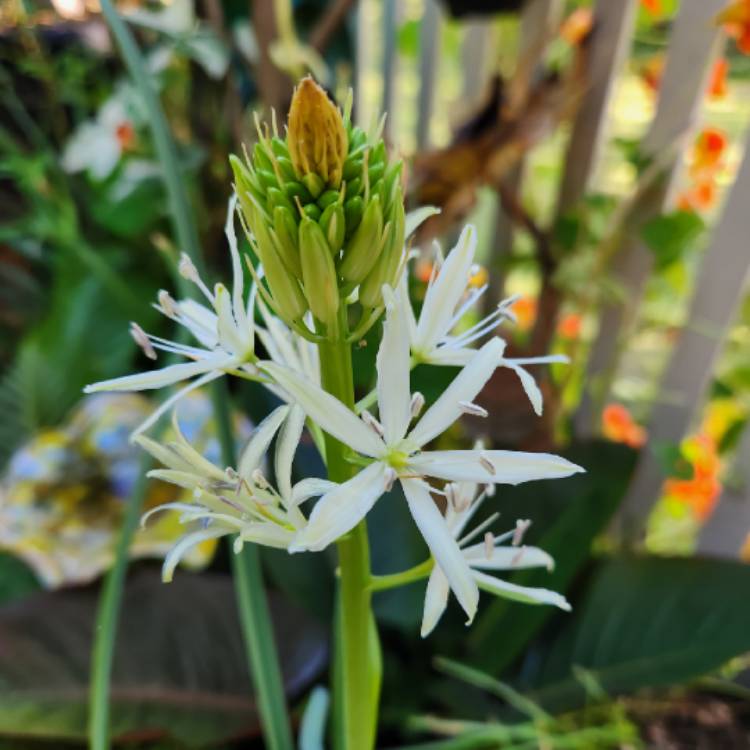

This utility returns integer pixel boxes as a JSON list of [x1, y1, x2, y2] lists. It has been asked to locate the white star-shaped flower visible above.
[[407, 224, 567, 415], [261, 287, 583, 625], [420, 479, 570, 637], [138, 404, 335, 581]]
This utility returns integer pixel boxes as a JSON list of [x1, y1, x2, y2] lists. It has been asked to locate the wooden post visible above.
[[575, 0, 726, 436], [613, 124, 750, 539], [698, 426, 750, 558], [415, 0, 443, 150]]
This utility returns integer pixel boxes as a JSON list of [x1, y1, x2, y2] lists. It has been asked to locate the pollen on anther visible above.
[[130, 322, 157, 360], [459, 400, 488, 418], [513, 519, 531, 547], [478, 452, 494, 475], [410, 392, 425, 418], [484, 532, 494, 559]]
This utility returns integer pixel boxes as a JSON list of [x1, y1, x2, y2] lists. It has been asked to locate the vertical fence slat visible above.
[[613, 125, 750, 538], [459, 19, 495, 114], [575, 0, 726, 436], [555, 0, 637, 215], [416, 0, 443, 150], [485, 0, 563, 311], [698, 426, 750, 558], [382, 0, 399, 143]]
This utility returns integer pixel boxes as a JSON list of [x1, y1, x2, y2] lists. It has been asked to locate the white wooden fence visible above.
[[355, 0, 750, 557]]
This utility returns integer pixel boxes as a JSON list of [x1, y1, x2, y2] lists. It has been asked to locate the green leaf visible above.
[[526, 556, 750, 711], [0, 553, 39, 607], [468, 441, 637, 673], [0, 572, 326, 746], [641, 210, 705, 270]]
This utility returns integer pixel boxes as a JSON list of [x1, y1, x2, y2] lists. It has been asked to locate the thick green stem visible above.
[[317, 336, 382, 750]]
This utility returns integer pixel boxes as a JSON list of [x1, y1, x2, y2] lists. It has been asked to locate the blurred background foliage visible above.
[[2, 0, 750, 747]]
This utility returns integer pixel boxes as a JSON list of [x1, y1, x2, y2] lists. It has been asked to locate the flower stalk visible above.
[[318, 328, 382, 750]]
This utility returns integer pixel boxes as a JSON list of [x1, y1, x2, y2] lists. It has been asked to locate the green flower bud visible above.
[[320, 200, 345, 253], [248, 204, 307, 324], [344, 196, 364, 234], [299, 216, 339, 325], [317, 189, 340, 210], [339, 195, 383, 283], [303, 203, 322, 222], [273, 205, 301, 278], [302, 173, 325, 199], [359, 192, 405, 309]]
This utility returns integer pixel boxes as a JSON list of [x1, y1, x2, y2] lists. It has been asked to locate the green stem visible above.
[[317, 334, 382, 750], [369, 559, 434, 592], [211, 382, 294, 750], [87, 464, 150, 750]]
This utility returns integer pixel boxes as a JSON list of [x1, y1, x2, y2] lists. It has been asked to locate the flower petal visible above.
[[463, 544, 554, 571], [472, 569, 570, 611], [162, 527, 228, 582], [410, 449, 584, 485], [401, 478, 478, 625], [414, 224, 476, 353], [260, 361, 386, 458], [377, 286, 412, 444], [275, 404, 306, 502], [84, 356, 231, 394], [290, 477, 338, 507], [420, 565, 450, 638], [225, 194, 251, 340], [405, 206, 440, 239], [290, 462, 388, 552], [501, 361, 543, 416], [238, 404, 290, 479], [408, 338, 503, 448]]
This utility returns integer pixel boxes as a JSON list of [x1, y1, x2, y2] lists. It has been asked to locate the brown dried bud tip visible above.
[[287, 76, 347, 187]]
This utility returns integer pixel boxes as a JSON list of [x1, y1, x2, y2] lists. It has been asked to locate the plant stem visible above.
[[370, 559, 434, 591], [211, 382, 294, 750], [317, 333, 382, 750], [87, 465, 150, 750]]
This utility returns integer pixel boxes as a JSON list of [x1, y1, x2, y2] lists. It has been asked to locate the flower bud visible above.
[[272, 205, 302, 278], [339, 194, 383, 283], [287, 77, 348, 189], [299, 216, 340, 325]]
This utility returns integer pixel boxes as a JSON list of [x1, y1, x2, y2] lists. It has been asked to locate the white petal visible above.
[[410, 449, 584, 485], [408, 338, 503, 448], [420, 566, 450, 638], [405, 206, 440, 239], [414, 224, 476, 353], [290, 477, 338, 507], [226, 195, 252, 339], [177, 298, 219, 348], [464, 544, 554, 571], [290, 462, 388, 552], [275, 404, 306, 501], [146, 468, 203, 489], [377, 286, 412, 444], [134, 434, 192, 472], [141, 502, 201, 527], [260, 361, 386, 458], [171, 411, 227, 481], [472, 569, 570, 611], [238, 404, 290, 479], [162, 527, 228, 582], [422, 348, 475, 367], [502, 361, 543, 416], [215, 284, 246, 355], [132, 369, 225, 437], [84, 356, 229, 393], [401, 478, 478, 624], [234, 523, 295, 550]]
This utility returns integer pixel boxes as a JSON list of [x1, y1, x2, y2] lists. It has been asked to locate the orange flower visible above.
[[639, 55, 665, 94], [560, 8, 593, 46], [677, 178, 718, 212], [602, 404, 647, 449], [115, 121, 135, 150], [717, 0, 750, 54], [691, 127, 728, 176], [557, 312, 582, 340], [510, 295, 537, 332], [663, 433, 722, 521], [708, 58, 729, 99], [415, 258, 434, 284], [641, 0, 662, 17]]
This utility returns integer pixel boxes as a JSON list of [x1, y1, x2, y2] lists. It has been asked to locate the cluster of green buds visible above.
[[230, 76, 405, 341]]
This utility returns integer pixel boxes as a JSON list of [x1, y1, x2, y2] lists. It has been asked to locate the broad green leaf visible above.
[[0, 572, 326, 746], [641, 210, 705, 270], [527, 556, 750, 711], [468, 442, 637, 673]]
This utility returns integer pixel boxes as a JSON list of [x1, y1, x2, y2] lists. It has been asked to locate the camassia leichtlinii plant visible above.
[[86, 77, 583, 749]]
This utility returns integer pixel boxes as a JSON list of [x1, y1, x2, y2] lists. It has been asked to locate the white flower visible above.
[[261, 288, 583, 625], [138, 404, 335, 582], [84, 198, 256, 436], [407, 225, 567, 415], [61, 98, 135, 180], [420, 479, 570, 637]]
